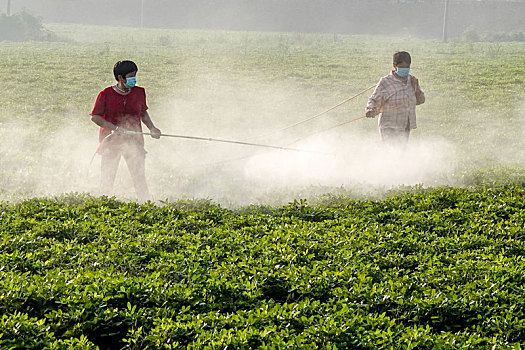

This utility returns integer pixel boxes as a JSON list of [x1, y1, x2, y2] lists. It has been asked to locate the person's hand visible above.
[[366, 110, 376, 118], [149, 126, 161, 139], [111, 126, 126, 135]]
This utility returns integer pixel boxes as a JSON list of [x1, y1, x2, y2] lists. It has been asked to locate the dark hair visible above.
[[113, 60, 138, 81], [393, 51, 411, 65]]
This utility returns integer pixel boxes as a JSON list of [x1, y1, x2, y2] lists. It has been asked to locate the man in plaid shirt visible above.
[[366, 51, 425, 147]]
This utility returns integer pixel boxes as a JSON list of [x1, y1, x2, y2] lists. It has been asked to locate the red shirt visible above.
[[90, 86, 148, 146]]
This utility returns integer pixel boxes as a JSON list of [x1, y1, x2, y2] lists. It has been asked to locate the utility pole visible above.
[[7, 0, 11, 15], [442, 0, 450, 42]]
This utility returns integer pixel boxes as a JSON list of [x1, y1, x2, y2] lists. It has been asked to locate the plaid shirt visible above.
[[366, 71, 425, 130]]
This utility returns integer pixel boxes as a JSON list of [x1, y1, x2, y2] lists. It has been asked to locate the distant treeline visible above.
[[5, 0, 525, 38], [0, 10, 56, 41]]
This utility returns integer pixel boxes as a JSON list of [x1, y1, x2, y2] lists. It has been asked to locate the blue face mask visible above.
[[396, 67, 410, 77], [125, 76, 137, 88]]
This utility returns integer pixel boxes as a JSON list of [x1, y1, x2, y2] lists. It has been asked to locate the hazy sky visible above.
[[4, 0, 525, 38]]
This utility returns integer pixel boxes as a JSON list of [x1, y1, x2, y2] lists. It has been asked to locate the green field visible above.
[[0, 23, 524, 204], [2, 188, 525, 349], [1, 24, 525, 348]]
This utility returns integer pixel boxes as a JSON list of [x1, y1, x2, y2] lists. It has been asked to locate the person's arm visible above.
[[141, 111, 161, 139], [91, 114, 119, 131], [411, 76, 425, 105], [90, 90, 120, 132], [365, 81, 385, 118]]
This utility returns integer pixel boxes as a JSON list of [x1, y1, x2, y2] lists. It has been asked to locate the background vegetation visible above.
[[0, 10, 55, 41]]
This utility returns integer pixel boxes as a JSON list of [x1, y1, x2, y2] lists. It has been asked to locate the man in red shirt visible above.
[[90, 60, 161, 201]]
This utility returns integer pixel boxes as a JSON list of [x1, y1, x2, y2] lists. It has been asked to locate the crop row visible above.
[[1, 188, 525, 348]]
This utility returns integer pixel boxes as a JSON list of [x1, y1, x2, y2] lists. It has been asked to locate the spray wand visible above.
[[137, 131, 331, 154], [100, 129, 330, 154]]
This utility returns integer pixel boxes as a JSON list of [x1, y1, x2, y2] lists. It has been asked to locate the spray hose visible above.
[[244, 84, 376, 141], [288, 114, 367, 145]]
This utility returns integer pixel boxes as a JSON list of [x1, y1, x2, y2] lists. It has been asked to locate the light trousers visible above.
[[100, 145, 150, 202], [379, 125, 411, 149]]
